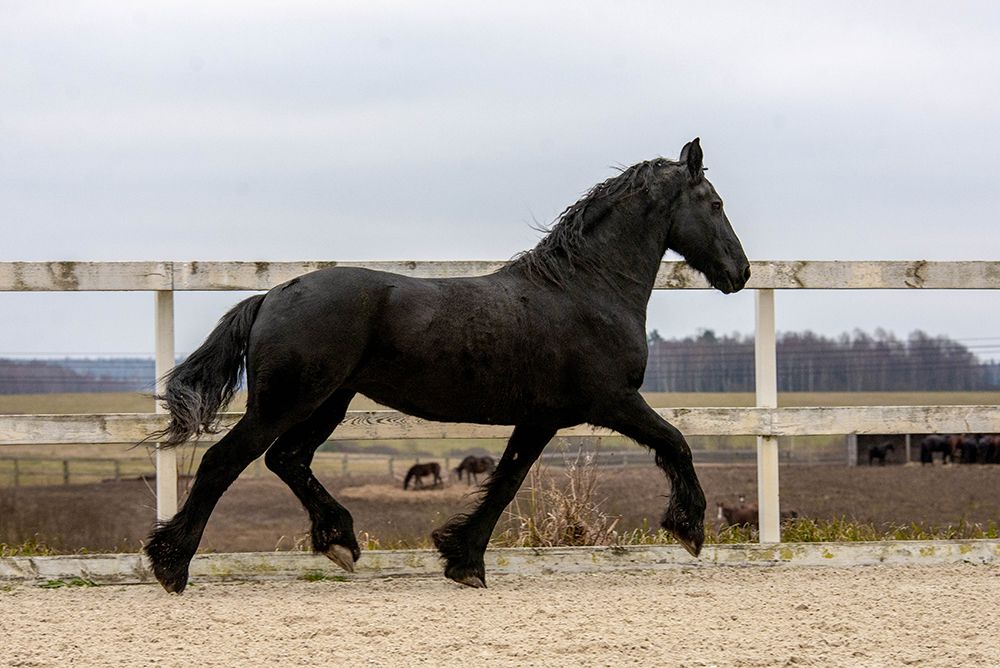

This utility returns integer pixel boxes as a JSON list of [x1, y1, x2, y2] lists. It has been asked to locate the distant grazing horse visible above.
[[717, 501, 758, 527], [143, 139, 750, 591], [868, 442, 895, 466], [948, 434, 965, 463], [920, 435, 952, 465], [454, 455, 496, 486], [403, 462, 442, 490], [978, 434, 1000, 464], [716, 501, 797, 528]]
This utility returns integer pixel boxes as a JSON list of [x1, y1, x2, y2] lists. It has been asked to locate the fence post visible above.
[[755, 289, 781, 543], [155, 289, 178, 523], [114, 459, 121, 482], [13, 459, 20, 487], [846, 434, 858, 466], [62, 460, 70, 485], [904, 433, 912, 464]]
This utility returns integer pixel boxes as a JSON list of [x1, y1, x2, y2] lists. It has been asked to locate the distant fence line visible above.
[[7, 433, 985, 488], [1, 259, 999, 543], [1, 447, 841, 488]]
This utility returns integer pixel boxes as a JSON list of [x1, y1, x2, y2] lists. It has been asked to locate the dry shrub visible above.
[[495, 451, 620, 547]]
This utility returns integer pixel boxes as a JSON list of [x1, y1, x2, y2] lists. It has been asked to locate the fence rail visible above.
[[1, 259, 998, 541], [2, 260, 999, 291], [1, 405, 998, 445]]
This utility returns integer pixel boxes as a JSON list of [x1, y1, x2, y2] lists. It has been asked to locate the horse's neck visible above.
[[568, 205, 670, 309]]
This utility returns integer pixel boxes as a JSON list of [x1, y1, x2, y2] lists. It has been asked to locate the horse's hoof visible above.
[[453, 574, 486, 589], [324, 545, 356, 573], [144, 536, 192, 593], [148, 561, 190, 593], [161, 573, 189, 594], [677, 536, 702, 558]]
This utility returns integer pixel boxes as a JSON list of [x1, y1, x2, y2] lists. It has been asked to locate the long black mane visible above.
[[505, 160, 669, 287]]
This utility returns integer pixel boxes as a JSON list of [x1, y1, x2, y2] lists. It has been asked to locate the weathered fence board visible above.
[[0, 262, 171, 291], [739, 260, 1000, 291], [171, 260, 511, 290], [770, 405, 1000, 436], [1, 405, 997, 446], [2, 260, 999, 291]]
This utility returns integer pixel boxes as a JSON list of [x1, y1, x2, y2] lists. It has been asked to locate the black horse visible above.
[[920, 435, 952, 465], [403, 462, 443, 490], [956, 435, 979, 464], [144, 139, 749, 591], [454, 455, 496, 486], [978, 434, 1000, 464], [868, 442, 894, 466]]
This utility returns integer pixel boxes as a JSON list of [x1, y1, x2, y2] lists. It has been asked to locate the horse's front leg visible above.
[[594, 393, 706, 557], [432, 424, 556, 588]]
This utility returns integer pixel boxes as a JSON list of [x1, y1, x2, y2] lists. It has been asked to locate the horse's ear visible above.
[[679, 137, 704, 183]]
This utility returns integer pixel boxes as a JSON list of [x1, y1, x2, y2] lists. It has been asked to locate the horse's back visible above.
[[244, 265, 644, 426]]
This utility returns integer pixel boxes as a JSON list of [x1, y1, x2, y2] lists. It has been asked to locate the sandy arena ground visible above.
[[2, 564, 998, 667]]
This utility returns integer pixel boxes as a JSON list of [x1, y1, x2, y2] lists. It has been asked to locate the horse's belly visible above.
[[350, 369, 525, 425]]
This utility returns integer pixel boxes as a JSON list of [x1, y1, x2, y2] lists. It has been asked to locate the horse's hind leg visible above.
[[594, 393, 706, 557], [145, 413, 281, 593], [433, 424, 556, 588], [264, 389, 360, 572]]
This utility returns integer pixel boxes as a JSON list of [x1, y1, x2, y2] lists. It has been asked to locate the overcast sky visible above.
[[2, 1, 999, 359]]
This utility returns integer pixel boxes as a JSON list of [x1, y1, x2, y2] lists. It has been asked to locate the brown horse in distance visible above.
[[403, 462, 443, 490], [454, 455, 495, 486]]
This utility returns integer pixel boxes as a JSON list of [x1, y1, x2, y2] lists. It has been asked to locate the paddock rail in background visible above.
[[1, 260, 998, 539]]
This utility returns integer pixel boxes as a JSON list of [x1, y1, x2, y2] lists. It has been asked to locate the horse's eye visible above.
[[711, 201, 722, 212]]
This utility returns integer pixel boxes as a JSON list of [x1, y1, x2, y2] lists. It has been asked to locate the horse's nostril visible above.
[[742, 265, 752, 282]]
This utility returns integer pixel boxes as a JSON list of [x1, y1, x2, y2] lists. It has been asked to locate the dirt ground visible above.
[[2, 464, 999, 552], [2, 564, 998, 667]]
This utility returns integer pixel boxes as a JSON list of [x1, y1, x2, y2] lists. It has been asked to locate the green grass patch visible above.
[[37, 577, 96, 589], [609, 517, 1000, 547], [0, 538, 55, 557]]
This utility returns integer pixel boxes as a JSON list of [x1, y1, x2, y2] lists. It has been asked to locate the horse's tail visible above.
[[155, 294, 267, 448]]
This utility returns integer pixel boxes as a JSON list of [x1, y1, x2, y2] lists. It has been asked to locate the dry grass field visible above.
[[2, 463, 998, 554], [4, 389, 999, 415]]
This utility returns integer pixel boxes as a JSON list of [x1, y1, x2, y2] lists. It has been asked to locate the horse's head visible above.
[[656, 138, 750, 294]]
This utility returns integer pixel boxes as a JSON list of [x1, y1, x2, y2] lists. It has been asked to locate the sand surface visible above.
[[2, 564, 998, 667]]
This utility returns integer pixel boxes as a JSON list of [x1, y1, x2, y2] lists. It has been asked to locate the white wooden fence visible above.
[[2, 260, 999, 543]]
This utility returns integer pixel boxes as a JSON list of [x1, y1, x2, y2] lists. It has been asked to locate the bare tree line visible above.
[[1, 329, 998, 394], [643, 329, 1000, 392]]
